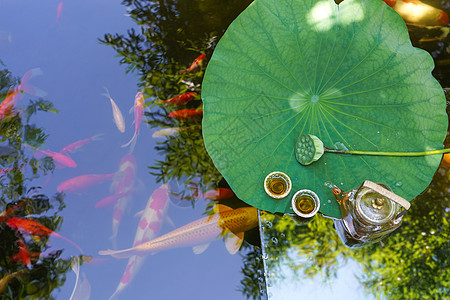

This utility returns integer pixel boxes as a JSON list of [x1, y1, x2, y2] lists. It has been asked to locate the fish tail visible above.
[[121, 131, 138, 152], [98, 248, 137, 259], [102, 87, 113, 100], [91, 133, 104, 141], [54, 233, 83, 252]]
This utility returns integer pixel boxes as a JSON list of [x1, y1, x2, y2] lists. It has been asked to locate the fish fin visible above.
[[69, 256, 80, 300], [192, 243, 210, 255], [91, 133, 104, 141], [224, 231, 244, 255], [215, 204, 233, 213], [165, 216, 176, 228], [134, 209, 144, 218], [121, 131, 137, 152], [98, 248, 136, 259]]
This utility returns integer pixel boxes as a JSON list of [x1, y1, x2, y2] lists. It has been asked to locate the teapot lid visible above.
[[354, 181, 410, 225]]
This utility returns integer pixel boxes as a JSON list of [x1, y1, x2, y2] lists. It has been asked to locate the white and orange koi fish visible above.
[[109, 184, 170, 300], [182, 54, 206, 74], [103, 88, 125, 133], [110, 154, 137, 246], [122, 92, 144, 152], [152, 127, 181, 139], [99, 205, 258, 258]]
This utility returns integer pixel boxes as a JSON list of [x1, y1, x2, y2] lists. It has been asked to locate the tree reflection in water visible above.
[[99, 0, 449, 299], [0, 62, 85, 299]]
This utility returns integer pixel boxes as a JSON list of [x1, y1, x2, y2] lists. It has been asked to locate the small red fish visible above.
[[162, 92, 197, 105], [201, 188, 235, 201], [57, 173, 115, 193], [95, 191, 132, 208], [6, 217, 82, 251], [11, 236, 31, 266], [183, 54, 206, 74], [0, 68, 46, 119], [24, 144, 77, 168], [59, 134, 103, 154], [0, 199, 26, 222], [168, 109, 203, 119], [56, 2, 63, 24]]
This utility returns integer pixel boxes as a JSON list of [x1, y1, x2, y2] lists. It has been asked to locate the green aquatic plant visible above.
[[201, 0, 448, 218]]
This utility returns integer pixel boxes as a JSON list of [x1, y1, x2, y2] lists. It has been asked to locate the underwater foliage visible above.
[[0, 63, 74, 299]]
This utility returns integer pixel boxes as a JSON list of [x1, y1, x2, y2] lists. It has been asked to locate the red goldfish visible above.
[[94, 191, 132, 208], [109, 184, 170, 300], [162, 92, 197, 105], [11, 236, 31, 266], [24, 144, 77, 168], [57, 173, 115, 193], [168, 108, 203, 119], [201, 188, 235, 201], [59, 134, 103, 154], [183, 54, 206, 74], [56, 2, 63, 24], [99, 205, 258, 258], [381, 0, 449, 26], [6, 217, 82, 251], [122, 92, 144, 152], [0, 199, 26, 222], [0, 68, 46, 119]]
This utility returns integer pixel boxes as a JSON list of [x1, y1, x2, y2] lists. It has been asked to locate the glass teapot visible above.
[[326, 180, 410, 248]]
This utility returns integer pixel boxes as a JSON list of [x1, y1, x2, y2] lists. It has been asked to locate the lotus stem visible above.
[[324, 147, 450, 157]]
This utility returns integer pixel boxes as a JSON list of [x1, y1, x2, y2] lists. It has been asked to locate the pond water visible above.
[[0, 0, 449, 300]]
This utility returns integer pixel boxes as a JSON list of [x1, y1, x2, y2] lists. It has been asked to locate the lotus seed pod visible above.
[[295, 134, 324, 165]]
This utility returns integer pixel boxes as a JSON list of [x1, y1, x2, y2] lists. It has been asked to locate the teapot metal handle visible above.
[[358, 180, 410, 217]]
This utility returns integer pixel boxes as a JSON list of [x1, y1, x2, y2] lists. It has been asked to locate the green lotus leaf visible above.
[[201, 0, 447, 217]]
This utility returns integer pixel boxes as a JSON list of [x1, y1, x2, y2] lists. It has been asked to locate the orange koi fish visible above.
[[168, 108, 203, 119], [162, 92, 197, 105], [103, 87, 125, 133], [109, 184, 170, 300], [0, 269, 27, 294], [99, 205, 258, 258], [201, 188, 235, 201], [442, 153, 450, 165], [381, 0, 449, 26], [183, 54, 206, 74], [122, 92, 144, 152], [6, 217, 82, 251], [59, 134, 103, 154], [57, 173, 115, 193]]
